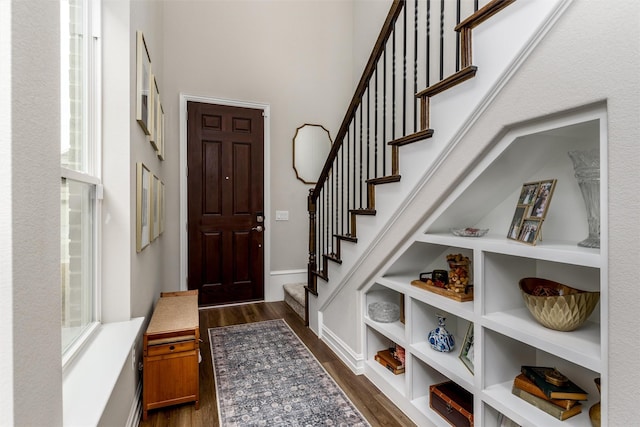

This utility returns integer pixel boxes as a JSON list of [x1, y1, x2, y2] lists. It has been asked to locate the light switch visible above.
[[275, 210, 289, 221]]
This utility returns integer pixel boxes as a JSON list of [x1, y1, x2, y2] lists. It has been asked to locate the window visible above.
[[60, 0, 101, 361]]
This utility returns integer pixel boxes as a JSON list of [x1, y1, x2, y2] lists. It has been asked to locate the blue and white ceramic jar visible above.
[[428, 314, 455, 352]]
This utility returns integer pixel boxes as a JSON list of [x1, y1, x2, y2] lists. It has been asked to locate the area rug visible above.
[[209, 319, 370, 426]]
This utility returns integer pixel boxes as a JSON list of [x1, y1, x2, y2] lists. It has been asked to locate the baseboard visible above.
[[126, 380, 142, 427], [267, 269, 306, 302], [320, 324, 365, 375]]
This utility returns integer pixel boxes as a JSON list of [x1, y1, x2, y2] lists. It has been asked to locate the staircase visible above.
[[305, 0, 516, 317]]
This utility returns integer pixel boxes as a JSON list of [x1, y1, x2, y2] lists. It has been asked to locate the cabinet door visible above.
[[144, 349, 199, 409]]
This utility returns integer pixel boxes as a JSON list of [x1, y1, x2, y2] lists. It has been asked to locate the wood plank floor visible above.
[[139, 301, 415, 427]]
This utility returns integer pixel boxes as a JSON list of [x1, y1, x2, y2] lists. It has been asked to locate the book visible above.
[[374, 353, 405, 374], [521, 366, 588, 400], [513, 374, 578, 410], [512, 386, 582, 421], [376, 349, 404, 369]]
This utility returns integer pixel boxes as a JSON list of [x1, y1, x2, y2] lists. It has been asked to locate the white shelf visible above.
[[365, 358, 405, 396], [360, 111, 606, 426], [410, 342, 474, 388], [483, 309, 601, 372], [483, 381, 597, 427]]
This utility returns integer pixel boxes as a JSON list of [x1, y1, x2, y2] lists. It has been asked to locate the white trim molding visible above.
[[320, 323, 366, 375], [268, 269, 306, 302], [179, 94, 271, 293]]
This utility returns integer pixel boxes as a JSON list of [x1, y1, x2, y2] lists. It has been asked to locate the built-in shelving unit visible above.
[[361, 108, 607, 427]]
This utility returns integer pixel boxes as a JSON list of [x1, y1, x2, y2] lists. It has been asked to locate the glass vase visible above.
[[568, 149, 600, 248], [428, 314, 455, 352]]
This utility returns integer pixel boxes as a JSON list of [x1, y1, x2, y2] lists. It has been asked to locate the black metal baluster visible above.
[[359, 102, 363, 208], [456, 0, 461, 72], [341, 139, 345, 236], [440, 0, 444, 81], [402, 2, 407, 137], [474, 0, 478, 12], [426, 0, 431, 87], [383, 45, 387, 176], [366, 84, 370, 183], [374, 66, 378, 178], [392, 25, 396, 142], [351, 120, 356, 232], [414, 0, 418, 132]]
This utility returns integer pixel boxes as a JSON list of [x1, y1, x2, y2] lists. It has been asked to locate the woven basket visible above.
[[519, 277, 600, 332]]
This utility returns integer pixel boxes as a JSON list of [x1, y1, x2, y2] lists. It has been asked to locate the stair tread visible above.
[[366, 175, 401, 185], [323, 253, 343, 264], [335, 234, 358, 243], [416, 65, 478, 98], [350, 208, 376, 215]]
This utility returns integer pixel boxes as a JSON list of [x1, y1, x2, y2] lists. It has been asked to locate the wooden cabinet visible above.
[[361, 109, 607, 426], [142, 290, 200, 420]]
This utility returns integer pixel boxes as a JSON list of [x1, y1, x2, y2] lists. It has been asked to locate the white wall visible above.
[[320, 0, 640, 422], [0, 0, 63, 424], [160, 1, 354, 288]]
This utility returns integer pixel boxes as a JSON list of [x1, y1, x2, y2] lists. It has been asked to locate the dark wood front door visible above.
[[187, 101, 264, 306]]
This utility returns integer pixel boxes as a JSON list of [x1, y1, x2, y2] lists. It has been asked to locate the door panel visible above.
[[187, 102, 264, 306]]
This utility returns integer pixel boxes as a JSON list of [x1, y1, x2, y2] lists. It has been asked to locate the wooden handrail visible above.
[[310, 0, 405, 201]]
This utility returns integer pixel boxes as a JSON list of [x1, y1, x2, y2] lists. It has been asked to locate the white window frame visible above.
[[60, 0, 103, 368]]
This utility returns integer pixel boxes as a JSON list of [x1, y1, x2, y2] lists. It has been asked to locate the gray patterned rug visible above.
[[209, 319, 370, 426]]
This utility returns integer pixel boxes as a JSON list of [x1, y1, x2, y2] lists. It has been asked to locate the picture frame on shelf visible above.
[[530, 179, 556, 218], [459, 322, 474, 374], [136, 31, 152, 135], [136, 162, 151, 252], [518, 218, 542, 245], [508, 179, 557, 245], [507, 205, 527, 241]]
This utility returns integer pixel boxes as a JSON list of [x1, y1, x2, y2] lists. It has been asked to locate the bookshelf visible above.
[[361, 109, 607, 426]]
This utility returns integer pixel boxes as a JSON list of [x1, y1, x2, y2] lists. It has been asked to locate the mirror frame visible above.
[[292, 123, 332, 185]]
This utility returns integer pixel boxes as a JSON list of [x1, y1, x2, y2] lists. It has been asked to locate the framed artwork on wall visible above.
[[152, 174, 160, 240], [157, 103, 165, 161], [136, 31, 152, 135], [149, 75, 160, 151], [136, 162, 151, 252]]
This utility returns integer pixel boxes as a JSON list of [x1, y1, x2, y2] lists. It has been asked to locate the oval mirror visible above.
[[293, 124, 332, 185]]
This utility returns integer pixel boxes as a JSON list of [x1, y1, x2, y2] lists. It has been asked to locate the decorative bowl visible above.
[[519, 277, 600, 332], [450, 227, 489, 237], [368, 301, 400, 323]]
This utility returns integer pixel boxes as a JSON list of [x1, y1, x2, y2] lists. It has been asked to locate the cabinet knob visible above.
[[169, 345, 175, 351]]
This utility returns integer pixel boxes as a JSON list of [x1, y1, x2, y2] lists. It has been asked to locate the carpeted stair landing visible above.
[[283, 282, 305, 321]]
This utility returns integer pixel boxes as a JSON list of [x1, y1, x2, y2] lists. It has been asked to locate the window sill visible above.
[[63, 317, 144, 426]]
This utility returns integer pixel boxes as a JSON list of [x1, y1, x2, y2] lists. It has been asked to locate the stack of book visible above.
[[511, 366, 588, 421], [374, 348, 405, 375]]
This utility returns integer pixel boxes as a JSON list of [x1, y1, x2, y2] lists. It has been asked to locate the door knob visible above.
[[252, 225, 264, 232]]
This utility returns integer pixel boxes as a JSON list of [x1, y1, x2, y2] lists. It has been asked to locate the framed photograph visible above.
[[517, 182, 539, 205], [159, 180, 165, 234], [136, 163, 151, 252], [136, 31, 152, 135], [149, 75, 160, 151], [152, 175, 161, 239], [518, 218, 542, 245], [509, 179, 557, 245], [530, 179, 556, 218], [507, 205, 528, 241], [157, 103, 165, 161], [459, 322, 474, 374]]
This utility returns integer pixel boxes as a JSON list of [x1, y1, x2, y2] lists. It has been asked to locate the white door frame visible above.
[[179, 94, 271, 296]]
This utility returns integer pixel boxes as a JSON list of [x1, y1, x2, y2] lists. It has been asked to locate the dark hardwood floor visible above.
[[139, 301, 415, 427]]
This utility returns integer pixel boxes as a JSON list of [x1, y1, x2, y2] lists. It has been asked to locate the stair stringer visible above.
[[308, 0, 571, 343]]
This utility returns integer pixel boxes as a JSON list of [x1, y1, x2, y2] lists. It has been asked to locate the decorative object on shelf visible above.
[[589, 378, 601, 427], [519, 277, 600, 331], [459, 323, 474, 374], [507, 179, 557, 245], [411, 278, 474, 302], [568, 149, 600, 248], [511, 385, 583, 421], [429, 381, 474, 427], [392, 344, 405, 365], [447, 253, 472, 292], [419, 270, 448, 287], [367, 301, 400, 323], [428, 314, 455, 352], [513, 374, 578, 410], [520, 366, 588, 401], [450, 227, 489, 237], [374, 348, 404, 374]]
